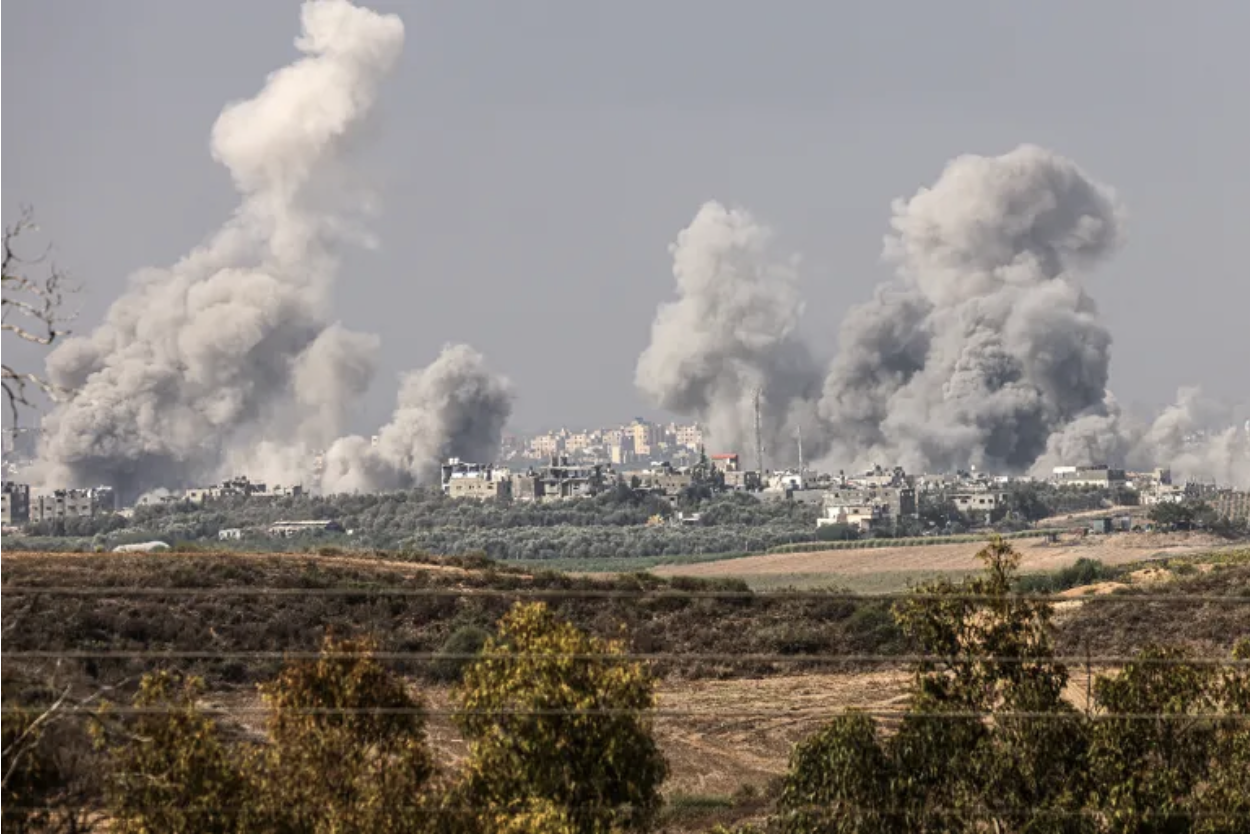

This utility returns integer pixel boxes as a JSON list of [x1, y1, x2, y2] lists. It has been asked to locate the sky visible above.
[[5, 0, 1248, 437]]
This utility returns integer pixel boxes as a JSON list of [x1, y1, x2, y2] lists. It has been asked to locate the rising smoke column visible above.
[[818, 144, 1126, 474], [321, 344, 513, 494], [635, 201, 823, 463], [34, 0, 405, 501]]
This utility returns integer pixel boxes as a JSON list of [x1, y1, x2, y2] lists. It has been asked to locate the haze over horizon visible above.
[[4, 0, 1248, 495]]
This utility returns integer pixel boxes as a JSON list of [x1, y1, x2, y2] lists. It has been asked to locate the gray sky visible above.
[[5, 0, 1248, 436]]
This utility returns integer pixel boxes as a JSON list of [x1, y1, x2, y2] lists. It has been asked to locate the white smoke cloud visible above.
[[321, 344, 513, 494], [32, 0, 405, 501], [635, 201, 822, 463]]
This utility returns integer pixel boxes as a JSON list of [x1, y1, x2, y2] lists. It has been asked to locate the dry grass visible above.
[[651, 531, 1231, 590]]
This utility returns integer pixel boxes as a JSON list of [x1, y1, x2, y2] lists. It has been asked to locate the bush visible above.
[[454, 602, 668, 832], [430, 624, 492, 682], [247, 636, 435, 833]]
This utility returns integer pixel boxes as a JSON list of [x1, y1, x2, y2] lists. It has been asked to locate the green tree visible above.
[[776, 711, 899, 833], [454, 601, 668, 832], [778, 539, 1088, 833], [1195, 638, 1250, 833], [98, 672, 247, 833], [1088, 645, 1221, 833], [246, 636, 435, 833]]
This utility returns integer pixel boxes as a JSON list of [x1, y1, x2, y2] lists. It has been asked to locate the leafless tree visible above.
[[2, 208, 78, 427]]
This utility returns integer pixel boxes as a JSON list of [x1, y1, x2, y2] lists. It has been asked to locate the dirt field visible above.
[[651, 532, 1229, 589]]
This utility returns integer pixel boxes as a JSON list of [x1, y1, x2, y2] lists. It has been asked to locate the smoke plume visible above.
[[321, 344, 513, 493], [818, 144, 1125, 473], [642, 145, 1247, 487], [635, 201, 823, 463], [32, 0, 404, 501]]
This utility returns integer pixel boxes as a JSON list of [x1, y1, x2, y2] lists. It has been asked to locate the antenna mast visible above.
[[753, 388, 765, 477], [797, 423, 804, 488]]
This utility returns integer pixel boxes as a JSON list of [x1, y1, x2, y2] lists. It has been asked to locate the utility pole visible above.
[[753, 388, 765, 477]]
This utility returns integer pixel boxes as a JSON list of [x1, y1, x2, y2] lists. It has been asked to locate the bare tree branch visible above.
[[1, 207, 80, 427]]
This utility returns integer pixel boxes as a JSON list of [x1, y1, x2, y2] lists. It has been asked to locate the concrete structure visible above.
[[441, 459, 511, 499], [952, 490, 1006, 521], [818, 501, 887, 532], [630, 420, 658, 457], [1207, 489, 1250, 522], [823, 486, 917, 521], [536, 456, 606, 501], [186, 477, 304, 504], [29, 487, 116, 523], [2, 482, 31, 524], [447, 473, 513, 501], [218, 528, 245, 541], [710, 454, 741, 473], [529, 433, 561, 458], [636, 467, 693, 499], [674, 423, 703, 450], [1051, 465, 1127, 488]]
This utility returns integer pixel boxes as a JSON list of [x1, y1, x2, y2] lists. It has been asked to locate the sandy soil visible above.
[[651, 532, 1227, 581]]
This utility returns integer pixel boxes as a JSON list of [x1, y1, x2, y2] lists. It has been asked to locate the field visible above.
[[4, 541, 1249, 830], [647, 531, 1230, 591]]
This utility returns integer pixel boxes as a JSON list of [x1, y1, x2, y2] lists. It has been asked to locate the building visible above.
[[530, 433, 562, 458], [674, 424, 703, 450], [1051, 465, 1127, 488], [218, 528, 244, 541], [564, 432, 593, 455], [441, 459, 511, 499], [630, 420, 658, 457], [951, 490, 1007, 522], [29, 487, 116, 523], [609, 435, 635, 466], [446, 471, 513, 501], [818, 500, 887, 532], [636, 466, 693, 499], [186, 476, 303, 504], [822, 486, 917, 522], [1207, 489, 1250, 522], [710, 454, 741, 473], [513, 456, 608, 502], [2, 482, 31, 525]]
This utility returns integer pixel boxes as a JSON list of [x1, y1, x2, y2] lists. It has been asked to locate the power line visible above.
[[4, 650, 1247, 666], [3, 585, 1247, 603], [3, 706, 1245, 720]]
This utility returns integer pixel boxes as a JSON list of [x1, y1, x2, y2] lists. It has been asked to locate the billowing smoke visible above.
[[321, 344, 513, 493], [635, 201, 823, 463], [31, 0, 405, 501], [642, 145, 1248, 487], [819, 144, 1124, 473]]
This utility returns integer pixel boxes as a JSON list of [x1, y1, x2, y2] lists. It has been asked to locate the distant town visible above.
[[4, 419, 1248, 549]]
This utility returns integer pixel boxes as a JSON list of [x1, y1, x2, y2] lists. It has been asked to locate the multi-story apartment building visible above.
[[530, 433, 561, 458], [2, 482, 31, 524], [674, 423, 703, 450], [28, 486, 116, 523], [630, 420, 657, 457]]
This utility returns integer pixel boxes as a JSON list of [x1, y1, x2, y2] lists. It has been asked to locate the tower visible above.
[[753, 388, 765, 476]]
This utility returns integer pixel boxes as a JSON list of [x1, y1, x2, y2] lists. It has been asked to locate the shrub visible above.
[[98, 672, 247, 833], [454, 602, 668, 832], [247, 636, 435, 833], [430, 624, 492, 683]]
